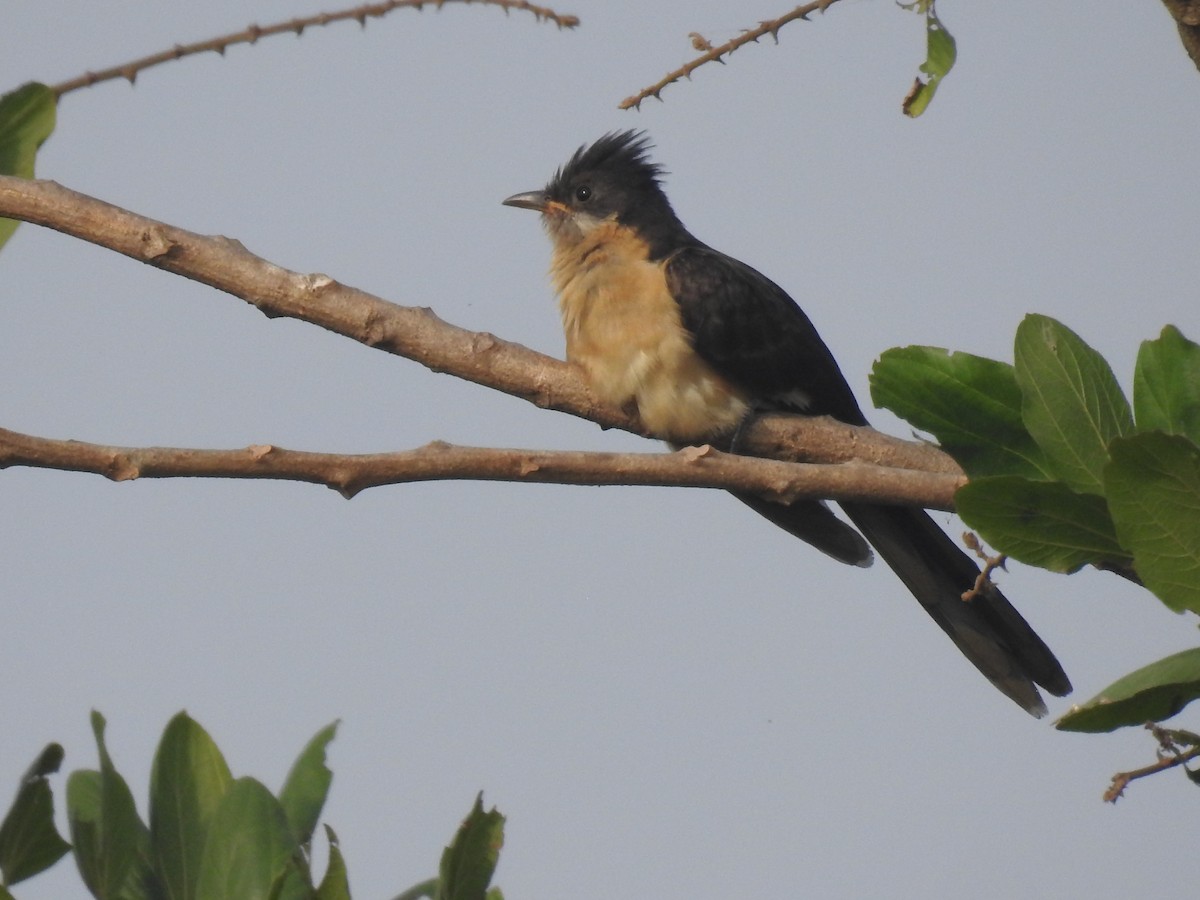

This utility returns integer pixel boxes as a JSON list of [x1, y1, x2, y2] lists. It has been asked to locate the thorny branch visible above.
[[620, 0, 841, 110], [50, 0, 579, 97], [623, 1, 1198, 109], [0, 173, 966, 508]]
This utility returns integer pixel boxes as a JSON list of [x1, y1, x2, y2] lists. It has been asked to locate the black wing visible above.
[[665, 243, 873, 567], [665, 244, 867, 425], [665, 243, 1071, 713]]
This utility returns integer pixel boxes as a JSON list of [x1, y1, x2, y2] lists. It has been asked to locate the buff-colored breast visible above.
[[548, 219, 748, 443]]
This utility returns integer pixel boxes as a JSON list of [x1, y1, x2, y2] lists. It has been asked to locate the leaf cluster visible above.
[[0, 713, 504, 900], [871, 316, 1200, 734]]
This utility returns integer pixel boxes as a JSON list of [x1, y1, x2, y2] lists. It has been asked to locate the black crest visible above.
[[552, 130, 664, 195], [546, 130, 692, 257]]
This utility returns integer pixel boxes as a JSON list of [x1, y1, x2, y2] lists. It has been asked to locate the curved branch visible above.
[[51, 1, 580, 97], [0, 427, 963, 508], [620, 1, 841, 110], [0, 174, 963, 504]]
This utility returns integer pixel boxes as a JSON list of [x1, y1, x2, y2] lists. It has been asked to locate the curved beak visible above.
[[502, 190, 548, 212]]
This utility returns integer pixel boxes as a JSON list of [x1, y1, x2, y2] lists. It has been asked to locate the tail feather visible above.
[[839, 501, 1071, 716], [733, 492, 874, 568], [732, 489, 1071, 715]]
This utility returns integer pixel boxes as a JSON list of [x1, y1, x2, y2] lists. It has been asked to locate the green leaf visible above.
[[66, 770, 103, 893], [955, 476, 1130, 573], [436, 794, 504, 900], [902, 3, 957, 117], [395, 878, 438, 900], [1014, 314, 1133, 493], [0, 83, 55, 177], [68, 772, 159, 900], [278, 721, 338, 847], [1105, 433, 1200, 614], [1056, 647, 1200, 732], [0, 82, 56, 250], [194, 778, 297, 900], [65, 712, 156, 900], [313, 826, 351, 900], [870, 346, 1054, 479], [1134, 325, 1200, 443], [0, 743, 70, 886], [149, 712, 234, 900], [270, 861, 313, 900]]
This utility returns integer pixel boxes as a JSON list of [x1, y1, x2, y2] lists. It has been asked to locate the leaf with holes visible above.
[[902, 3, 957, 116]]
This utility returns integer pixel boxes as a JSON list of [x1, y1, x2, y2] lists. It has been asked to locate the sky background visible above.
[[2, 3, 1198, 898]]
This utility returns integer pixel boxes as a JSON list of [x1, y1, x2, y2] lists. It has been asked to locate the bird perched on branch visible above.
[[503, 130, 1070, 715]]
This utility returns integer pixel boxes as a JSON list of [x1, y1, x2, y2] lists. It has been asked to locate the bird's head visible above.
[[503, 130, 690, 259]]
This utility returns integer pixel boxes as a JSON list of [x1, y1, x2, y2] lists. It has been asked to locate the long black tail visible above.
[[836, 502, 1071, 716], [733, 493, 874, 568], [738, 489, 1071, 715]]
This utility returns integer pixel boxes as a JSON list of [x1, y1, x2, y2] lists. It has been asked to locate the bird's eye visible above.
[[574, 185, 592, 202]]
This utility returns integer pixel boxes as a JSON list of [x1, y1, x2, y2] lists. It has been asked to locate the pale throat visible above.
[[542, 213, 748, 443]]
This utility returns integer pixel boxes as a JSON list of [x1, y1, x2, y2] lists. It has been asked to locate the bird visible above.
[[502, 130, 1071, 716]]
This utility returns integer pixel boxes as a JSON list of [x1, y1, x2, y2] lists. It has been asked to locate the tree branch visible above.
[[0, 173, 964, 507], [1104, 724, 1200, 803], [619, 1, 841, 110], [0, 427, 963, 507], [50, 0, 580, 97]]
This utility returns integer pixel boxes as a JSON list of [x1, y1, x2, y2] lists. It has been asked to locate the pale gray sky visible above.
[[2, 3, 1197, 898]]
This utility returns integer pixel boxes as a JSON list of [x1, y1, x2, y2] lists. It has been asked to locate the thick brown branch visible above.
[[620, 0, 841, 110], [0, 174, 963, 510], [0, 427, 963, 507], [50, 0, 579, 97]]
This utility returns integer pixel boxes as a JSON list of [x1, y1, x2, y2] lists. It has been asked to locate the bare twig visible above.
[[1104, 723, 1200, 803], [0, 428, 964, 506], [620, 0, 841, 110], [0, 174, 965, 494], [960, 532, 1008, 601], [50, 0, 579, 97]]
